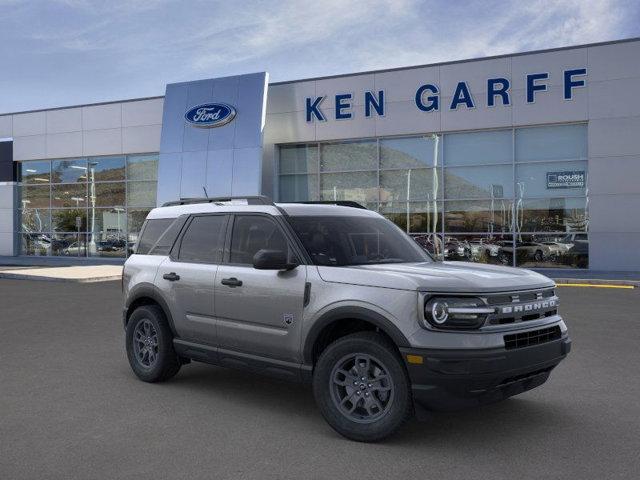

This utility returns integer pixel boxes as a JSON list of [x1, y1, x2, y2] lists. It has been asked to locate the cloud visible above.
[[0, 0, 637, 111]]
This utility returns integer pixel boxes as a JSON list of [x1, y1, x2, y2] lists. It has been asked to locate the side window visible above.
[[229, 215, 291, 265], [148, 216, 186, 256], [177, 215, 227, 264], [136, 218, 174, 255]]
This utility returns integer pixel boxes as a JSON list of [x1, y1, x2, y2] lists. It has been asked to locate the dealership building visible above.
[[0, 37, 639, 271]]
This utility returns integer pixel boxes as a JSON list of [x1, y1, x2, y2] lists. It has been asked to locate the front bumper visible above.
[[400, 334, 571, 411]]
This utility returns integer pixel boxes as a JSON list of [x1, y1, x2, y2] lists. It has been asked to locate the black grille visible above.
[[487, 289, 554, 305], [504, 326, 561, 350], [487, 289, 558, 325]]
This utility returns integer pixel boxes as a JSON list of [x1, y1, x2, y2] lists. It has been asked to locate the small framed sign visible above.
[[546, 170, 585, 189]]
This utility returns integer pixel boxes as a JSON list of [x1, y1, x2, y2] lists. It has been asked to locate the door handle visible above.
[[163, 272, 180, 281], [221, 277, 243, 287]]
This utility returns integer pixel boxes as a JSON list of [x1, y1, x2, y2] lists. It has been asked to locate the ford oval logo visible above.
[[184, 103, 237, 128]]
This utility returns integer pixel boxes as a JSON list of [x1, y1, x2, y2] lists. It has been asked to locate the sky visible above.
[[0, 0, 639, 113]]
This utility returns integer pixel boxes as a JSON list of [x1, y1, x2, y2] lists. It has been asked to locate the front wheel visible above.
[[313, 332, 412, 442]]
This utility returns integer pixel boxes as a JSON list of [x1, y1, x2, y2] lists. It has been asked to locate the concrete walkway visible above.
[[0, 265, 122, 283]]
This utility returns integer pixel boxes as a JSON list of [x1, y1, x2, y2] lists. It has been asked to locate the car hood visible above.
[[316, 261, 554, 293]]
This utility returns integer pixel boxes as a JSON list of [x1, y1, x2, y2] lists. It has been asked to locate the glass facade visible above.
[[18, 154, 158, 258], [278, 124, 588, 268]]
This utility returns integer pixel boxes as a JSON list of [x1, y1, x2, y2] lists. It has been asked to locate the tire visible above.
[[313, 331, 412, 442], [534, 250, 544, 262], [125, 305, 181, 383]]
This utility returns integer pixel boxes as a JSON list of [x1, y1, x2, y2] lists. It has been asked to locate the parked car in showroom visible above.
[[497, 241, 553, 264], [122, 196, 570, 442]]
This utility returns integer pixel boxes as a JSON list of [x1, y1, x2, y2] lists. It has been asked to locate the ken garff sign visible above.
[[547, 170, 586, 189], [185, 102, 237, 128], [305, 68, 587, 122]]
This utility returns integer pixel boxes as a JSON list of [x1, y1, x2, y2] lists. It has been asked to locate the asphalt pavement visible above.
[[0, 279, 638, 479]]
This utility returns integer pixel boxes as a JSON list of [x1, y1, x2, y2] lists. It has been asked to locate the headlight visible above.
[[423, 296, 495, 330]]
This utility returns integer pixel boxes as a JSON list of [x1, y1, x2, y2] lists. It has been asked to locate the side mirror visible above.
[[252, 249, 298, 270]]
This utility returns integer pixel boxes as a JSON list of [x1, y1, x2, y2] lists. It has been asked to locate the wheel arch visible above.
[[303, 306, 410, 365], [125, 283, 177, 336]]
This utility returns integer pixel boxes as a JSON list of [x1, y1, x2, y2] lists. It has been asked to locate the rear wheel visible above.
[[313, 332, 412, 442], [126, 305, 181, 382]]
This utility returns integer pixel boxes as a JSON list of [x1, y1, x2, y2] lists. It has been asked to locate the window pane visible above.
[[445, 200, 513, 233], [516, 197, 588, 232], [128, 154, 158, 181], [279, 145, 318, 174], [51, 158, 87, 183], [229, 215, 289, 264], [52, 209, 87, 232], [87, 208, 127, 257], [380, 169, 440, 201], [516, 161, 587, 198], [279, 174, 318, 202], [444, 130, 512, 166], [94, 182, 125, 207], [128, 209, 152, 243], [149, 218, 185, 256], [52, 183, 87, 208], [515, 234, 588, 269], [412, 233, 443, 258], [380, 202, 442, 233], [445, 165, 513, 199], [443, 234, 513, 265], [137, 218, 173, 255], [380, 136, 441, 169], [321, 140, 377, 172], [20, 209, 50, 233], [127, 181, 157, 207], [20, 161, 50, 184], [320, 171, 378, 203], [21, 233, 51, 256], [50, 233, 86, 257], [516, 124, 587, 162], [21, 185, 50, 209], [178, 215, 227, 263], [91, 156, 125, 182]]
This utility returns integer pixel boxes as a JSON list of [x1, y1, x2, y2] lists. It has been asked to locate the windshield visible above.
[[287, 215, 432, 266]]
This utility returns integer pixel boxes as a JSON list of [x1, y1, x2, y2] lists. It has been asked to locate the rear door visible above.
[[156, 214, 229, 346], [214, 214, 307, 362]]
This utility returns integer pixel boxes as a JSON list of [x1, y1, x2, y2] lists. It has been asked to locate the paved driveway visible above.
[[0, 279, 638, 479]]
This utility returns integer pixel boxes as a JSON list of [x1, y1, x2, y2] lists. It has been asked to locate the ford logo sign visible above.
[[184, 103, 236, 128]]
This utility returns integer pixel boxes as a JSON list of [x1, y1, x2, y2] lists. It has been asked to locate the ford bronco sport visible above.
[[122, 196, 570, 442]]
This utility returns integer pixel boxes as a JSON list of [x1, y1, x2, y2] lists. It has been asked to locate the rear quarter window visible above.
[[136, 218, 175, 255]]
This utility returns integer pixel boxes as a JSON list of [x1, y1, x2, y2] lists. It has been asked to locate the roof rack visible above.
[[297, 200, 367, 209], [162, 195, 274, 207]]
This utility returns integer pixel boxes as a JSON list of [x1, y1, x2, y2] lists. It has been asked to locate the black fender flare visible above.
[[302, 306, 411, 364], [125, 283, 178, 336]]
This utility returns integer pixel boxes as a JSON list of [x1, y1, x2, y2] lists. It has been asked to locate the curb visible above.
[[553, 278, 638, 288], [0, 273, 122, 283]]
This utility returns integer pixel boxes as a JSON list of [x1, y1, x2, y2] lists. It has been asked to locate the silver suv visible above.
[[122, 196, 570, 441]]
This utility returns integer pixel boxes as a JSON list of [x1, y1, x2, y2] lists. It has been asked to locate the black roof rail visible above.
[[296, 200, 367, 209], [162, 195, 274, 207]]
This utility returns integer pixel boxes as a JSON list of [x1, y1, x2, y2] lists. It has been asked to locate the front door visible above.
[[155, 214, 229, 346], [214, 214, 306, 362]]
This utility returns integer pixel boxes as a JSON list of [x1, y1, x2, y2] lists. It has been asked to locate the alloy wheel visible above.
[[329, 353, 395, 424], [133, 319, 159, 368]]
